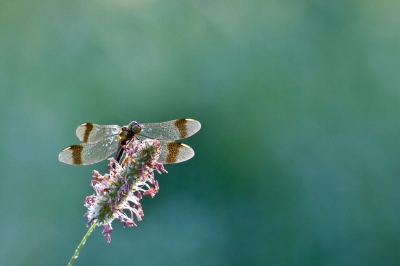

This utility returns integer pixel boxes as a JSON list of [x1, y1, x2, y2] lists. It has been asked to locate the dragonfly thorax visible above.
[[118, 122, 141, 146]]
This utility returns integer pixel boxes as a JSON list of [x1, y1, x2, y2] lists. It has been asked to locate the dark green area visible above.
[[1, 0, 400, 265]]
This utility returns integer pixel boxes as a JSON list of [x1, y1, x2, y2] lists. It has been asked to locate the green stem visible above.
[[67, 222, 96, 266]]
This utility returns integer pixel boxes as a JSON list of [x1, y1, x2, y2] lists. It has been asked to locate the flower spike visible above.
[[84, 139, 167, 242]]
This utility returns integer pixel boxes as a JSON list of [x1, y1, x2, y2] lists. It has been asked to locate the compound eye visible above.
[[129, 121, 142, 134]]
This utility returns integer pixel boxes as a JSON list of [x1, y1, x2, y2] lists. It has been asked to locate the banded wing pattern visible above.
[[158, 141, 195, 164], [140, 119, 201, 140], [59, 118, 201, 166], [76, 123, 120, 143], [140, 119, 200, 164], [58, 136, 119, 165]]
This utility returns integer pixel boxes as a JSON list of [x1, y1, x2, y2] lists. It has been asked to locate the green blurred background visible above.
[[1, 0, 400, 265]]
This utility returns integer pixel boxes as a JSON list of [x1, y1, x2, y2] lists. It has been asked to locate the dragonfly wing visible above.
[[140, 119, 201, 140], [76, 123, 120, 143], [158, 140, 195, 164], [58, 136, 119, 165]]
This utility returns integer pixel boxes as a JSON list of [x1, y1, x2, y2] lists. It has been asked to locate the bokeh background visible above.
[[1, 0, 400, 265]]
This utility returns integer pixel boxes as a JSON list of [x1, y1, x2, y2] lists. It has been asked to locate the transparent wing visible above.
[[58, 135, 119, 165], [76, 123, 120, 143], [158, 140, 195, 164], [140, 119, 201, 140]]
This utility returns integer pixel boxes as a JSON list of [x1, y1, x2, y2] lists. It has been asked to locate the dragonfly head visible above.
[[128, 121, 142, 135]]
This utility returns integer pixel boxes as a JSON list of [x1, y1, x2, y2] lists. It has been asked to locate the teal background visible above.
[[1, 0, 400, 265]]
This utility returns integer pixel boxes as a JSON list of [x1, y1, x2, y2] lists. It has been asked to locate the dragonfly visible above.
[[58, 119, 201, 166]]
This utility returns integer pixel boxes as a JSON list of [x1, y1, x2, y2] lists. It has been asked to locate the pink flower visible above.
[[84, 139, 167, 242]]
